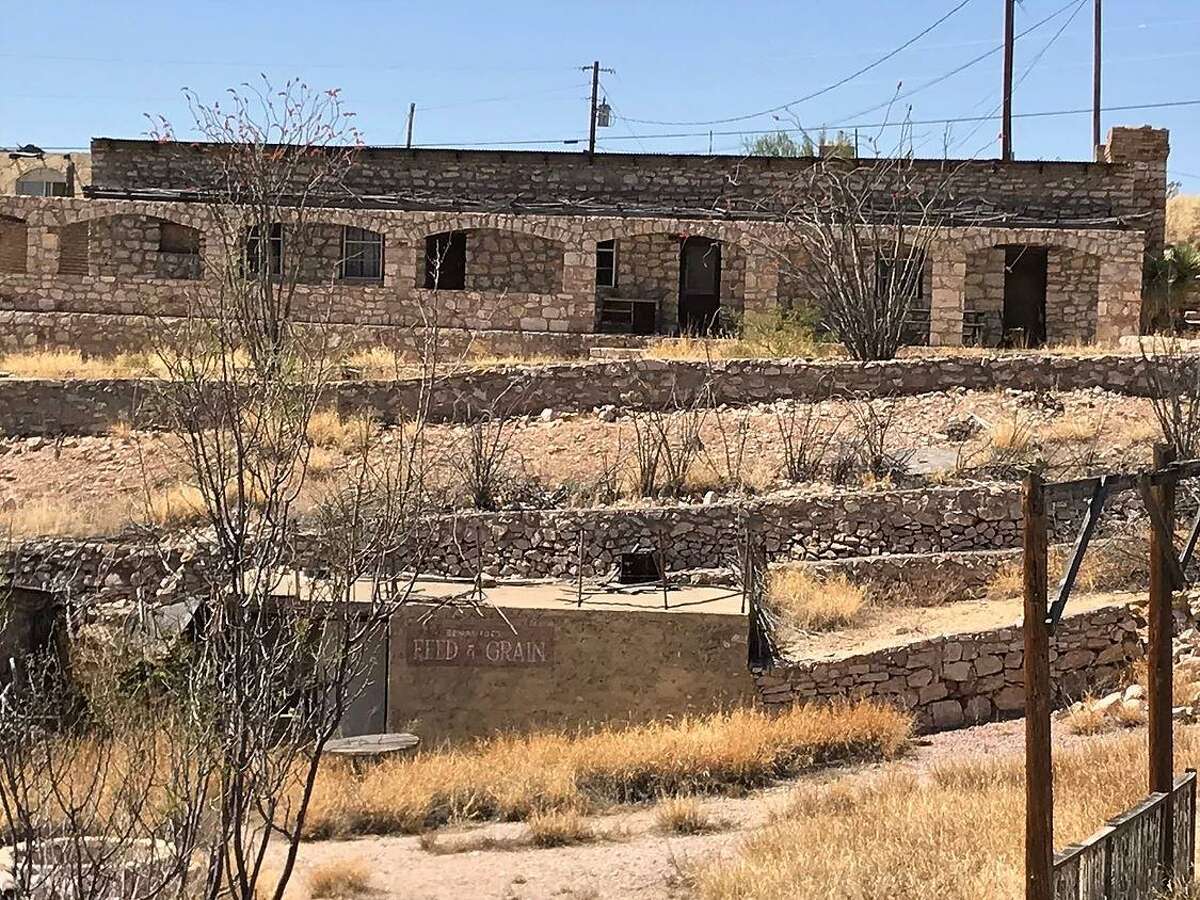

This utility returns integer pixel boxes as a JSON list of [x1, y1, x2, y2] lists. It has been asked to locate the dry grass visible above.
[[692, 727, 1200, 900], [985, 537, 1146, 601], [988, 414, 1036, 454], [1039, 413, 1101, 445], [302, 702, 910, 839], [1, 497, 134, 538], [0, 350, 163, 380], [306, 410, 374, 450], [144, 482, 209, 528], [656, 796, 725, 835], [1168, 195, 1200, 245], [527, 808, 595, 847], [766, 568, 866, 632], [306, 858, 372, 899]]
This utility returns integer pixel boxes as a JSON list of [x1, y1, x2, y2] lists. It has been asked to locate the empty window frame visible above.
[[159, 222, 200, 255], [246, 223, 284, 276], [874, 253, 925, 300], [15, 168, 69, 197], [424, 231, 466, 290], [341, 226, 384, 281], [596, 239, 617, 288]]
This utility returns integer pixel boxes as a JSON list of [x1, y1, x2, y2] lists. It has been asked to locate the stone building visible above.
[[0, 126, 1169, 355], [1, 147, 91, 198]]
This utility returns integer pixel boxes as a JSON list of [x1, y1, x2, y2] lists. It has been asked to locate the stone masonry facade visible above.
[[0, 127, 1168, 354]]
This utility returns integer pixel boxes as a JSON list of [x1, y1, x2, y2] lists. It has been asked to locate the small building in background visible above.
[[1, 146, 92, 198]]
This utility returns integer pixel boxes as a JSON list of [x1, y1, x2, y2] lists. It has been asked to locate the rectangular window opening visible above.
[[341, 226, 384, 281], [246, 223, 284, 276], [875, 253, 925, 301], [596, 239, 617, 288], [424, 231, 467, 290]]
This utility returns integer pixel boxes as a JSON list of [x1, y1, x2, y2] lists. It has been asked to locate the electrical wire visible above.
[[613, 0, 978, 127]]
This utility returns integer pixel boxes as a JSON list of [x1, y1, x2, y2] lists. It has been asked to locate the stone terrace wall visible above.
[[0, 352, 1164, 437], [5, 483, 1137, 592], [755, 603, 1144, 731], [0, 310, 646, 360]]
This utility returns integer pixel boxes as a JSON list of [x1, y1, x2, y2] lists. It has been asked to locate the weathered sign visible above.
[[405, 624, 554, 667]]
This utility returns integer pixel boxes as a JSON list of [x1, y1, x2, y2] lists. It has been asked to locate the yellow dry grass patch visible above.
[[302, 702, 910, 839], [0, 350, 163, 380], [306, 409, 375, 451], [144, 482, 209, 528], [692, 727, 1200, 900], [986, 538, 1145, 601], [527, 808, 595, 847], [306, 858, 372, 898], [1168, 195, 1200, 245], [1, 497, 134, 538], [989, 414, 1036, 453], [767, 568, 866, 631], [656, 795, 724, 835]]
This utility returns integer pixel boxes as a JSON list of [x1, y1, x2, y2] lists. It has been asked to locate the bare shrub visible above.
[[775, 402, 840, 483], [456, 411, 516, 511], [1141, 338, 1200, 458], [629, 400, 708, 498], [758, 126, 953, 361], [846, 398, 913, 481]]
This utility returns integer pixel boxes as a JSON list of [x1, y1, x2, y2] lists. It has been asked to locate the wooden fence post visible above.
[[1149, 442, 1177, 888], [1024, 471, 1053, 900]]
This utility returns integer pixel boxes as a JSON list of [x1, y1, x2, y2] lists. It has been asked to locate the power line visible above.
[[28, 98, 1200, 155], [949, 0, 1089, 154], [590, 98, 1200, 150], [834, 0, 1084, 126], [614, 0, 978, 127]]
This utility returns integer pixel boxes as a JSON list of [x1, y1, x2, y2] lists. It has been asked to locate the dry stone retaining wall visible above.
[[0, 352, 1169, 437], [755, 603, 1143, 731]]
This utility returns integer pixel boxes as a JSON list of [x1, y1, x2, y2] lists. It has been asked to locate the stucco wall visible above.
[[388, 602, 752, 742]]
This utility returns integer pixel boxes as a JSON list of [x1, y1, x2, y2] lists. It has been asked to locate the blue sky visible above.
[[2, 1, 1198, 188]]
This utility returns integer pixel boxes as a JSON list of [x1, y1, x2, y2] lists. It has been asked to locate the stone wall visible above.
[[0, 351, 1169, 437], [89, 127, 1168, 252], [0, 194, 1148, 349], [1047, 248, 1101, 344], [1, 481, 1136, 594], [755, 602, 1143, 731], [465, 228, 564, 295]]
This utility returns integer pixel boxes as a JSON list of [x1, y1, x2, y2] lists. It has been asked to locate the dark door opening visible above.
[[1001, 245, 1048, 348], [678, 237, 721, 335]]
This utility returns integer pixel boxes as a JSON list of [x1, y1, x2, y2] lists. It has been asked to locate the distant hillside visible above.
[[1168, 194, 1200, 245]]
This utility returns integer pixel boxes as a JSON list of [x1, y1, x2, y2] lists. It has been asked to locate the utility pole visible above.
[[405, 102, 416, 151], [1022, 471, 1052, 900], [582, 60, 615, 163], [1092, 0, 1103, 158], [1002, 0, 1015, 161], [1148, 442, 1177, 889]]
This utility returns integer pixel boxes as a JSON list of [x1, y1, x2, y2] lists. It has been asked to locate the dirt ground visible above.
[[279, 717, 1136, 900], [0, 388, 1160, 538]]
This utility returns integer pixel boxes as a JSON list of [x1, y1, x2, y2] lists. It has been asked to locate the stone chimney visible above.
[[1100, 126, 1170, 254]]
